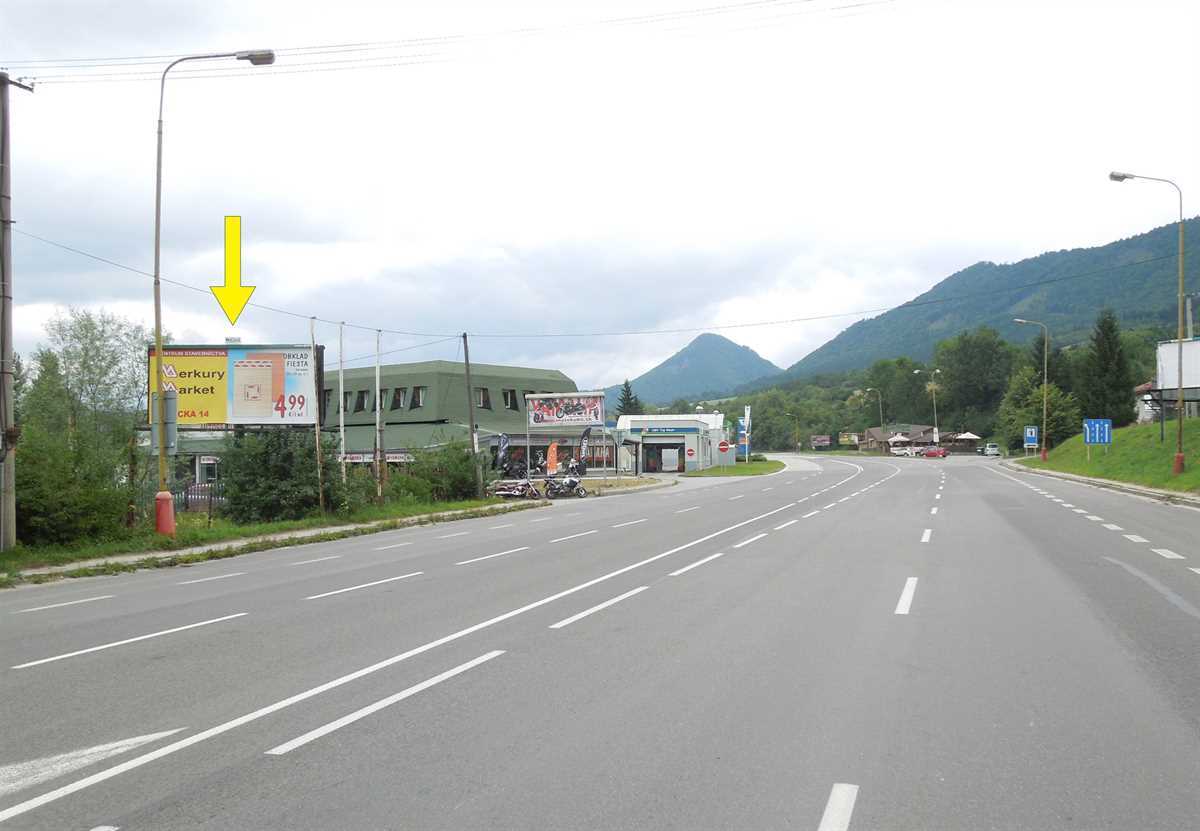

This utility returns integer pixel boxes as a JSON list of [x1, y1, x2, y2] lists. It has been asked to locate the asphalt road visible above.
[[1, 454, 1198, 829]]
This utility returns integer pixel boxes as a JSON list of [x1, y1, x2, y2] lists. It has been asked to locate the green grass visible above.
[[1, 497, 518, 578], [1017, 418, 1200, 494], [682, 460, 786, 477]]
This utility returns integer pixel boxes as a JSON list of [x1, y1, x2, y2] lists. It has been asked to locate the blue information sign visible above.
[[1082, 418, 1113, 445], [1023, 425, 1039, 448]]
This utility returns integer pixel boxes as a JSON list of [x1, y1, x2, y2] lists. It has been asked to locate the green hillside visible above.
[[604, 333, 781, 406], [1019, 418, 1200, 494], [757, 218, 1198, 387]]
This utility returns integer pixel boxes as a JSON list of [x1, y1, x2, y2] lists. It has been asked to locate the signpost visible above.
[[1083, 418, 1113, 461], [1023, 425, 1039, 456], [718, 439, 732, 467]]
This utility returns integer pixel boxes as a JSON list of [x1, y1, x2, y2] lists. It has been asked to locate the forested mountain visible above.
[[603, 333, 781, 406], [746, 217, 1198, 388]]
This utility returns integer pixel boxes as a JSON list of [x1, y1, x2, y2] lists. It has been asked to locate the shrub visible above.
[[219, 429, 341, 524]]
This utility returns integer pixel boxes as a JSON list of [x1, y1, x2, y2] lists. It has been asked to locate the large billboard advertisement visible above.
[[1156, 339, 1200, 392], [149, 344, 319, 426], [526, 392, 605, 427]]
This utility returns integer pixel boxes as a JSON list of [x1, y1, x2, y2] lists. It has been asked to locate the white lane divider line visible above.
[[1061, 503, 1075, 508], [837, 496, 851, 503], [265, 651, 505, 755], [436, 532, 470, 539], [1190, 568, 1200, 576], [785, 480, 794, 485], [817, 782, 859, 831], [550, 529, 598, 544], [288, 555, 341, 566], [930, 507, 938, 515], [822, 503, 837, 510], [456, 547, 531, 566], [530, 517, 552, 523], [612, 518, 648, 528], [1052, 498, 1064, 503], [729, 494, 745, 501], [176, 572, 246, 585], [669, 552, 725, 577], [733, 533, 768, 549], [935, 493, 941, 500], [802, 511, 820, 519], [1072, 508, 1088, 514], [487, 523, 514, 530], [920, 529, 932, 543], [1152, 548, 1186, 560], [0, 729, 185, 799], [774, 519, 799, 530], [1102, 524, 1124, 531], [12, 595, 113, 614], [1084, 515, 1104, 521], [549, 586, 649, 629], [894, 577, 918, 615], [1123, 534, 1149, 544], [305, 572, 422, 601], [675, 506, 700, 514], [11, 613, 248, 669], [373, 542, 411, 551], [762, 487, 774, 492]]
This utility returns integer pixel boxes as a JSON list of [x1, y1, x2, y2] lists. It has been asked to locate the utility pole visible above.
[[310, 318, 325, 513], [374, 329, 384, 500], [338, 322, 346, 483], [0, 73, 32, 552], [462, 332, 483, 498]]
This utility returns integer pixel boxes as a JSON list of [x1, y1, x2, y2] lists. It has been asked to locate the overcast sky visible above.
[[4, 0, 1198, 389]]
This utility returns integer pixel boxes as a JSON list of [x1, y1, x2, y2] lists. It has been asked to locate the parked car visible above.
[[984, 442, 1001, 457], [923, 446, 949, 458]]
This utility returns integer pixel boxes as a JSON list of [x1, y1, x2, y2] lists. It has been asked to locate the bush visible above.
[[748, 453, 768, 462], [405, 442, 489, 501], [219, 429, 341, 524]]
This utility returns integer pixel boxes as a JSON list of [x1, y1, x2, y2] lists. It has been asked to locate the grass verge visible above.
[[682, 460, 786, 477], [2, 498, 538, 582], [1016, 418, 1200, 494]]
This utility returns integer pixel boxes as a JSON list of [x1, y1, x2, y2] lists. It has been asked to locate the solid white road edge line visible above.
[[549, 586, 649, 629], [894, 577, 918, 615], [456, 547, 531, 566], [0, 498, 802, 824], [12, 596, 114, 614], [817, 783, 859, 831], [265, 651, 505, 755], [612, 518, 648, 528], [305, 572, 422, 600], [550, 529, 598, 544], [176, 572, 246, 586], [669, 552, 726, 576], [11, 614, 248, 670]]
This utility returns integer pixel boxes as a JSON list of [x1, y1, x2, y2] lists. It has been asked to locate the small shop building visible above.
[[615, 413, 727, 473]]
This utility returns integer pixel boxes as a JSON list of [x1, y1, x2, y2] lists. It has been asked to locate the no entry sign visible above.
[[718, 440, 730, 453]]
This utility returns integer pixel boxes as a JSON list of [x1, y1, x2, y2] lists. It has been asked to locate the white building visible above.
[[615, 413, 727, 473]]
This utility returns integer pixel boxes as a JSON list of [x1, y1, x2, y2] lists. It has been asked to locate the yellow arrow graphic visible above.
[[210, 216, 256, 325]]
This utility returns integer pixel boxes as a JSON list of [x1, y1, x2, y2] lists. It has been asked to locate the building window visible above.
[[390, 387, 407, 410], [502, 389, 519, 410], [354, 390, 369, 413], [475, 387, 492, 409], [342, 391, 352, 414], [410, 386, 426, 409]]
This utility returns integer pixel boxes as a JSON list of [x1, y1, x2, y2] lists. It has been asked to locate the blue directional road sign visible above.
[[1083, 418, 1113, 445], [1024, 425, 1039, 448]]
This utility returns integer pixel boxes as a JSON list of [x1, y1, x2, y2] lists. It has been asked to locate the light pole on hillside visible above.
[[913, 369, 942, 445], [864, 388, 884, 454], [1109, 170, 1186, 475], [785, 412, 800, 452], [151, 49, 275, 536], [1014, 318, 1050, 461]]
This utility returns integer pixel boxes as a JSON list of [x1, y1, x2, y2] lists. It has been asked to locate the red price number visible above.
[[274, 394, 307, 418]]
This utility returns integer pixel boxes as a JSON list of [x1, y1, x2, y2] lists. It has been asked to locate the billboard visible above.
[[1156, 339, 1200, 393], [838, 432, 859, 446], [149, 344, 320, 426], [526, 392, 605, 427], [811, 435, 832, 448]]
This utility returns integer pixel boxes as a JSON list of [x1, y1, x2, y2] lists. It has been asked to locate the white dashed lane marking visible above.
[[1124, 534, 1149, 543], [1152, 549, 1185, 560]]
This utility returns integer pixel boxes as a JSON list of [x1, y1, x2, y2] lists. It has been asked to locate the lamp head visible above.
[[1109, 171, 1133, 182], [1014, 318, 1028, 324], [236, 49, 276, 66]]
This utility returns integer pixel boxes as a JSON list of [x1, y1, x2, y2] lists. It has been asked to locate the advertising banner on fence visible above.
[[149, 344, 319, 426], [526, 392, 605, 427]]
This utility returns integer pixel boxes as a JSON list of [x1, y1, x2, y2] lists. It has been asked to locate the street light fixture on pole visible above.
[[785, 412, 800, 453], [1014, 318, 1050, 461], [151, 49, 275, 535], [864, 388, 884, 455], [1109, 170, 1186, 475], [913, 369, 942, 445]]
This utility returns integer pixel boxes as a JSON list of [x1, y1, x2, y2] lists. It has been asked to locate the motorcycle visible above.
[[543, 474, 588, 499], [490, 478, 541, 500]]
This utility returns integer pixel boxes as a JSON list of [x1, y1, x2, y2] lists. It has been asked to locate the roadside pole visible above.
[[374, 329, 382, 501], [462, 332, 483, 498], [338, 322, 346, 483], [310, 318, 325, 513]]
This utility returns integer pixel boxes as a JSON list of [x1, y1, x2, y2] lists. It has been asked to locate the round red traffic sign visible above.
[[686, 448, 695, 458], [718, 440, 730, 453]]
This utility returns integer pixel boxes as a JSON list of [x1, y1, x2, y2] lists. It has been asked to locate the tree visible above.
[[220, 429, 342, 524], [1078, 309, 1135, 427], [996, 366, 1080, 451], [934, 327, 1017, 435], [667, 398, 692, 413], [616, 379, 644, 415]]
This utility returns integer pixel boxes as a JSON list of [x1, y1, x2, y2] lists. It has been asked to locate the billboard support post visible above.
[[374, 329, 383, 501], [338, 323, 346, 483], [310, 318, 325, 514]]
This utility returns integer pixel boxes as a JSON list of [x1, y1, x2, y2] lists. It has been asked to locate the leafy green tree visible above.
[[220, 429, 342, 524], [997, 366, 1080, 451], [1078, 309, 1135, 427], [934, 327, 1017, 435], [667, 397, 692, 413], [616, 379, 644, 415]]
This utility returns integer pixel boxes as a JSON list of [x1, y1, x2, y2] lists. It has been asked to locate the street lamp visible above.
[[913, 368, 942, 445], [151, 49, 275, 535], [864, 388, 885, 455], [785, 412, 800, 453], [1109, 170, 1186, 475], [1014, 318, 1050, 461]]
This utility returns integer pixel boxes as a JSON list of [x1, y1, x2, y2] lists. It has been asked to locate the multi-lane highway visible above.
[[1, 455, 1198, 829]]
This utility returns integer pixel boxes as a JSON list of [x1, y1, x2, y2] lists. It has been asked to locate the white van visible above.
[[984, 443, 1001, 457]]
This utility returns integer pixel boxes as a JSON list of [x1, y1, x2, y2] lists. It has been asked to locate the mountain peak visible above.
[[605, 333, 781, 405]]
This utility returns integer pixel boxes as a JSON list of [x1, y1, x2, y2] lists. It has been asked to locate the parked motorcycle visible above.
[[543, 474, 588, 499], [490, 479, 541, 500]]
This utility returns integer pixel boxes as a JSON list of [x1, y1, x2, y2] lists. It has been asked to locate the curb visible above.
[[590, 478, 675, 497], [1000, 460, 1200, 508], [16, 501, 547, 579]]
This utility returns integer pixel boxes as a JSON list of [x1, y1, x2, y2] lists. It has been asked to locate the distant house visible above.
[[859, 424, 935, 452]]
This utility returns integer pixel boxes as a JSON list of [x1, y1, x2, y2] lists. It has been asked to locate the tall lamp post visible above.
[[913, 368, 942, 445], [151, 49, 275, 535], [785, 411, 800, 452], [1109, 170, 1186, 475], [1014, 318, 1049, 461], [864, 388, 885, 455]]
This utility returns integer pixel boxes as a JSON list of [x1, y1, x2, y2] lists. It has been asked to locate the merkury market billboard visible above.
[[148, 344, 321, 426]]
